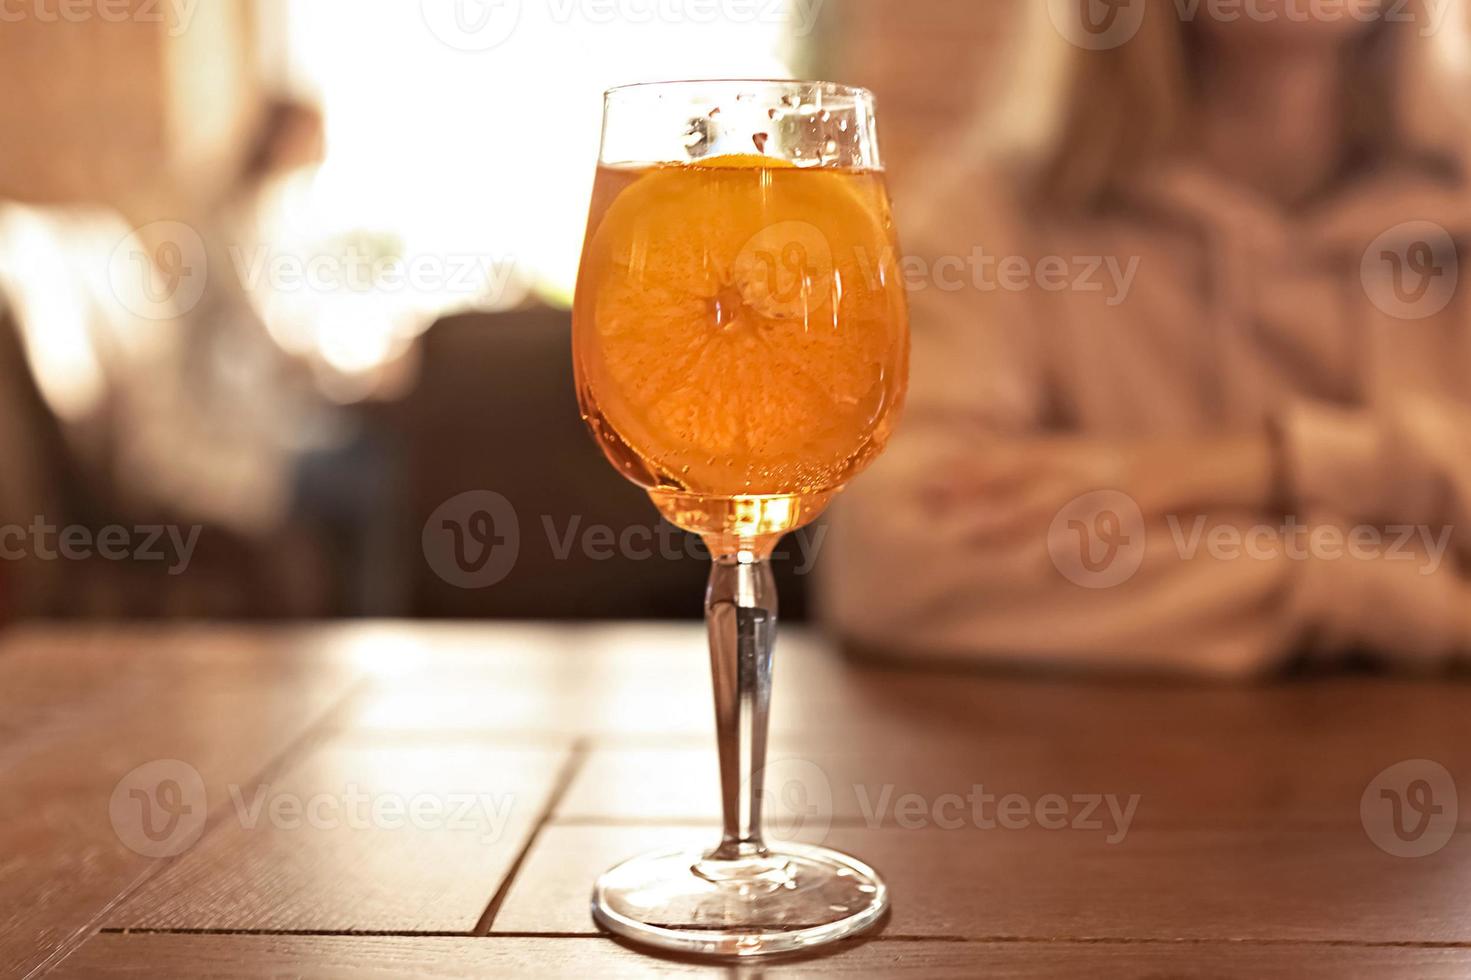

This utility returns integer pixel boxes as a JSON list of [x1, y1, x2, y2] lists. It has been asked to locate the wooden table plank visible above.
[[556, 730, 1471, 830], [493, 823, 1471, 943], [0, 629, 361, 978], [331, 623, 1471, 744], [327, 623, 766, 738], [106, 736, 573, 932], [14, 622, 1471, 976], [51, 933, 1471, 979]]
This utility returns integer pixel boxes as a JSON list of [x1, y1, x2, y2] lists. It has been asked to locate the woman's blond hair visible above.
[[973, 0, 1471, 209]]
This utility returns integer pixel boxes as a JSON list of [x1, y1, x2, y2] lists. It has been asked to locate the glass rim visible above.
[[603, 77, 876, 103]]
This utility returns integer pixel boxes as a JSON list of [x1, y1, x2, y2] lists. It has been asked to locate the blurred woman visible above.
[[0, 101, 336, 618], [822, 0, 1471, 675]]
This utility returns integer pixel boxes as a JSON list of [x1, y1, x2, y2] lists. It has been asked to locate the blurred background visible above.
[[0, 0, 991, 623]]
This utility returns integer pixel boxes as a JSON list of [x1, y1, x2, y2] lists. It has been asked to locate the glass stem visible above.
[[704, 549, 776, 861]]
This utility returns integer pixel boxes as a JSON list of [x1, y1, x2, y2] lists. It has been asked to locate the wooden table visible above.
[[5, 622, 1471, 978]]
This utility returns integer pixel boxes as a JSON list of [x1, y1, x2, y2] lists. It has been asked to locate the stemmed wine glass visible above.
[[572, 78, 909, 957]]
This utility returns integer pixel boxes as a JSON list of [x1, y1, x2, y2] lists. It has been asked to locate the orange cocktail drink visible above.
[[577, 80, 906, 958], [573, 153, 908, 554]]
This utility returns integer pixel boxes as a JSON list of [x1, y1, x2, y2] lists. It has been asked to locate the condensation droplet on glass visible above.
[[752, 132, 769, 153]]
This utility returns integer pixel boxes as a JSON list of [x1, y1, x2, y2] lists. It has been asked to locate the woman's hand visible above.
[[922, 435, 1276, 544]]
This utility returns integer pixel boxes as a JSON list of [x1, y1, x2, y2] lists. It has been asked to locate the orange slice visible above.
[[579, 154, 904, 495]]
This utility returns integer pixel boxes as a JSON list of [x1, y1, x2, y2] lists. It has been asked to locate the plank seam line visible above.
[[473, 738, 591, 936], [30, 678, 374, 979], [86, 929, 1471, 949]]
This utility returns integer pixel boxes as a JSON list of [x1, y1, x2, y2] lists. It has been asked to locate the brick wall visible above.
[[0, 0, 258, 214]]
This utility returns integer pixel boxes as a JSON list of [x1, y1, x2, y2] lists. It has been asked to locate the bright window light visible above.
[[285, 1, 804, 307]]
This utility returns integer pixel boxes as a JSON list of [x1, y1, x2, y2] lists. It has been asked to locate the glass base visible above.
[[591, 842, 888, 958]]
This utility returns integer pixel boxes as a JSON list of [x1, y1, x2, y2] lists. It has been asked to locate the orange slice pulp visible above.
[[577, 153, 906, 496]]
